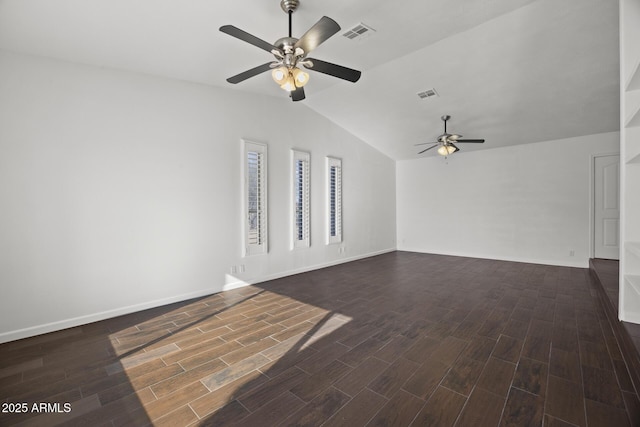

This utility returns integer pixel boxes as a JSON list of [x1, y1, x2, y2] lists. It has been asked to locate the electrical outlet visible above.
[[569, 250, 575, 256], [239, 264, 245, 273], [230, 265, 237, 274]]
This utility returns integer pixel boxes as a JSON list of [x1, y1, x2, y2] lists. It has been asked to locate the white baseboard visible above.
[[620, 314, 640, 324], [0, 247, 396, 344], [0, 287, 222, 345], [397, 247, 589, 268], [619, 311, 640, 324], [248, 247, 397, 286], [620, 277, 640, 324]]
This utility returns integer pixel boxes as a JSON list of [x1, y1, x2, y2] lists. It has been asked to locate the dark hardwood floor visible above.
[[1, 251, 639, 426]]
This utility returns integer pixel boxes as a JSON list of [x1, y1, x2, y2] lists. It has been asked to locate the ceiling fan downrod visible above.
[[442, 115, 451, 133], [281, 0, 299, 37]]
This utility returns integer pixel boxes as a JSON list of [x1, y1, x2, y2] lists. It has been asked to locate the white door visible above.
[[594, 155, 620, 259]]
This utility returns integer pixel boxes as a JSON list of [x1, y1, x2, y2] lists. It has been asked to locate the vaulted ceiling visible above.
[[0, 0, 620, 160]]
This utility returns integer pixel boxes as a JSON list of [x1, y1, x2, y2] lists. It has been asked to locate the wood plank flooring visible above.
[[1, 251, 639, 426]]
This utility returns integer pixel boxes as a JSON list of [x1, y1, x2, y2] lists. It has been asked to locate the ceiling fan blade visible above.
[[220, 25, 280, 53], [294, 16, 341, 55], [304, 58, 361, 82], [456, 139, 485, 143], [450, 143, 460, 153], [415, 142, 438, 146], [291, 86, 306, 102], [226, 62, 273, 84], [418, 144, 438, 154]]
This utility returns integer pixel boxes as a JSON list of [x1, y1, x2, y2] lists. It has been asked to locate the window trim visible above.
[[291, 150, 311, 249], [326, 156, 342, 245], [243, 140, 267, 256]]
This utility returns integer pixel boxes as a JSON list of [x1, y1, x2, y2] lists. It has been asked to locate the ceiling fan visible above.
[[219, 0, 362, 102], [416, 115, 485, 156]]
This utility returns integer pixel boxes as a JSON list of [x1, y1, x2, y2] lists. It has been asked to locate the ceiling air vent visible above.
[[342, 23, 375, 40], [417, 88, 439, 99]]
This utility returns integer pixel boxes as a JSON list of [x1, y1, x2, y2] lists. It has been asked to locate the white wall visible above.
[[0, 51, 396, 343], [396, 132, 620, 268]]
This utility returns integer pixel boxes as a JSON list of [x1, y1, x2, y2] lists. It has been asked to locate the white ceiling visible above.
[[0, 0, 620, 160]]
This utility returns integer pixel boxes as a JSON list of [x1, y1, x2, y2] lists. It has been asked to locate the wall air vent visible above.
[[417, 88, 439, 99], [342, 23, 375, 40]]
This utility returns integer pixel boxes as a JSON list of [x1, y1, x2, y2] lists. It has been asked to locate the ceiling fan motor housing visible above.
[[274, 37, 299, 67]]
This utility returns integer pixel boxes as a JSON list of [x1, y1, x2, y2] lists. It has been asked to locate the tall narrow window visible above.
[[292, 150, 310, 249], [326, 157, 342, 244], [244, 140, 267, 255]]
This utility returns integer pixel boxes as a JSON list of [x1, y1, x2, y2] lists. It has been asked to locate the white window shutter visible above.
[[292, 150, 310, 249], [244, 140, 267, 255], [326, 157, 342, 244]]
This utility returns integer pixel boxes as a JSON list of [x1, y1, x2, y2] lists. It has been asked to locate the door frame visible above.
[[590, 152, 621, 259]]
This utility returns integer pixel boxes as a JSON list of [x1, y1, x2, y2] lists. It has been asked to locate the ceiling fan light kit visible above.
[[219, 0, 361, 102], [416, 115, 485, 156], [271, 66, 309, 91], [437, 145, 458, 156]]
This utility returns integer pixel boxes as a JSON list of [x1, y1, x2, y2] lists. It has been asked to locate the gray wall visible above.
[[396, 132, 619, 267], [0, 51, 397, 342]]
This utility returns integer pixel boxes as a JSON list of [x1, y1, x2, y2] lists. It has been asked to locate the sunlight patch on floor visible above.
[[300, 313, 352, 350]]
